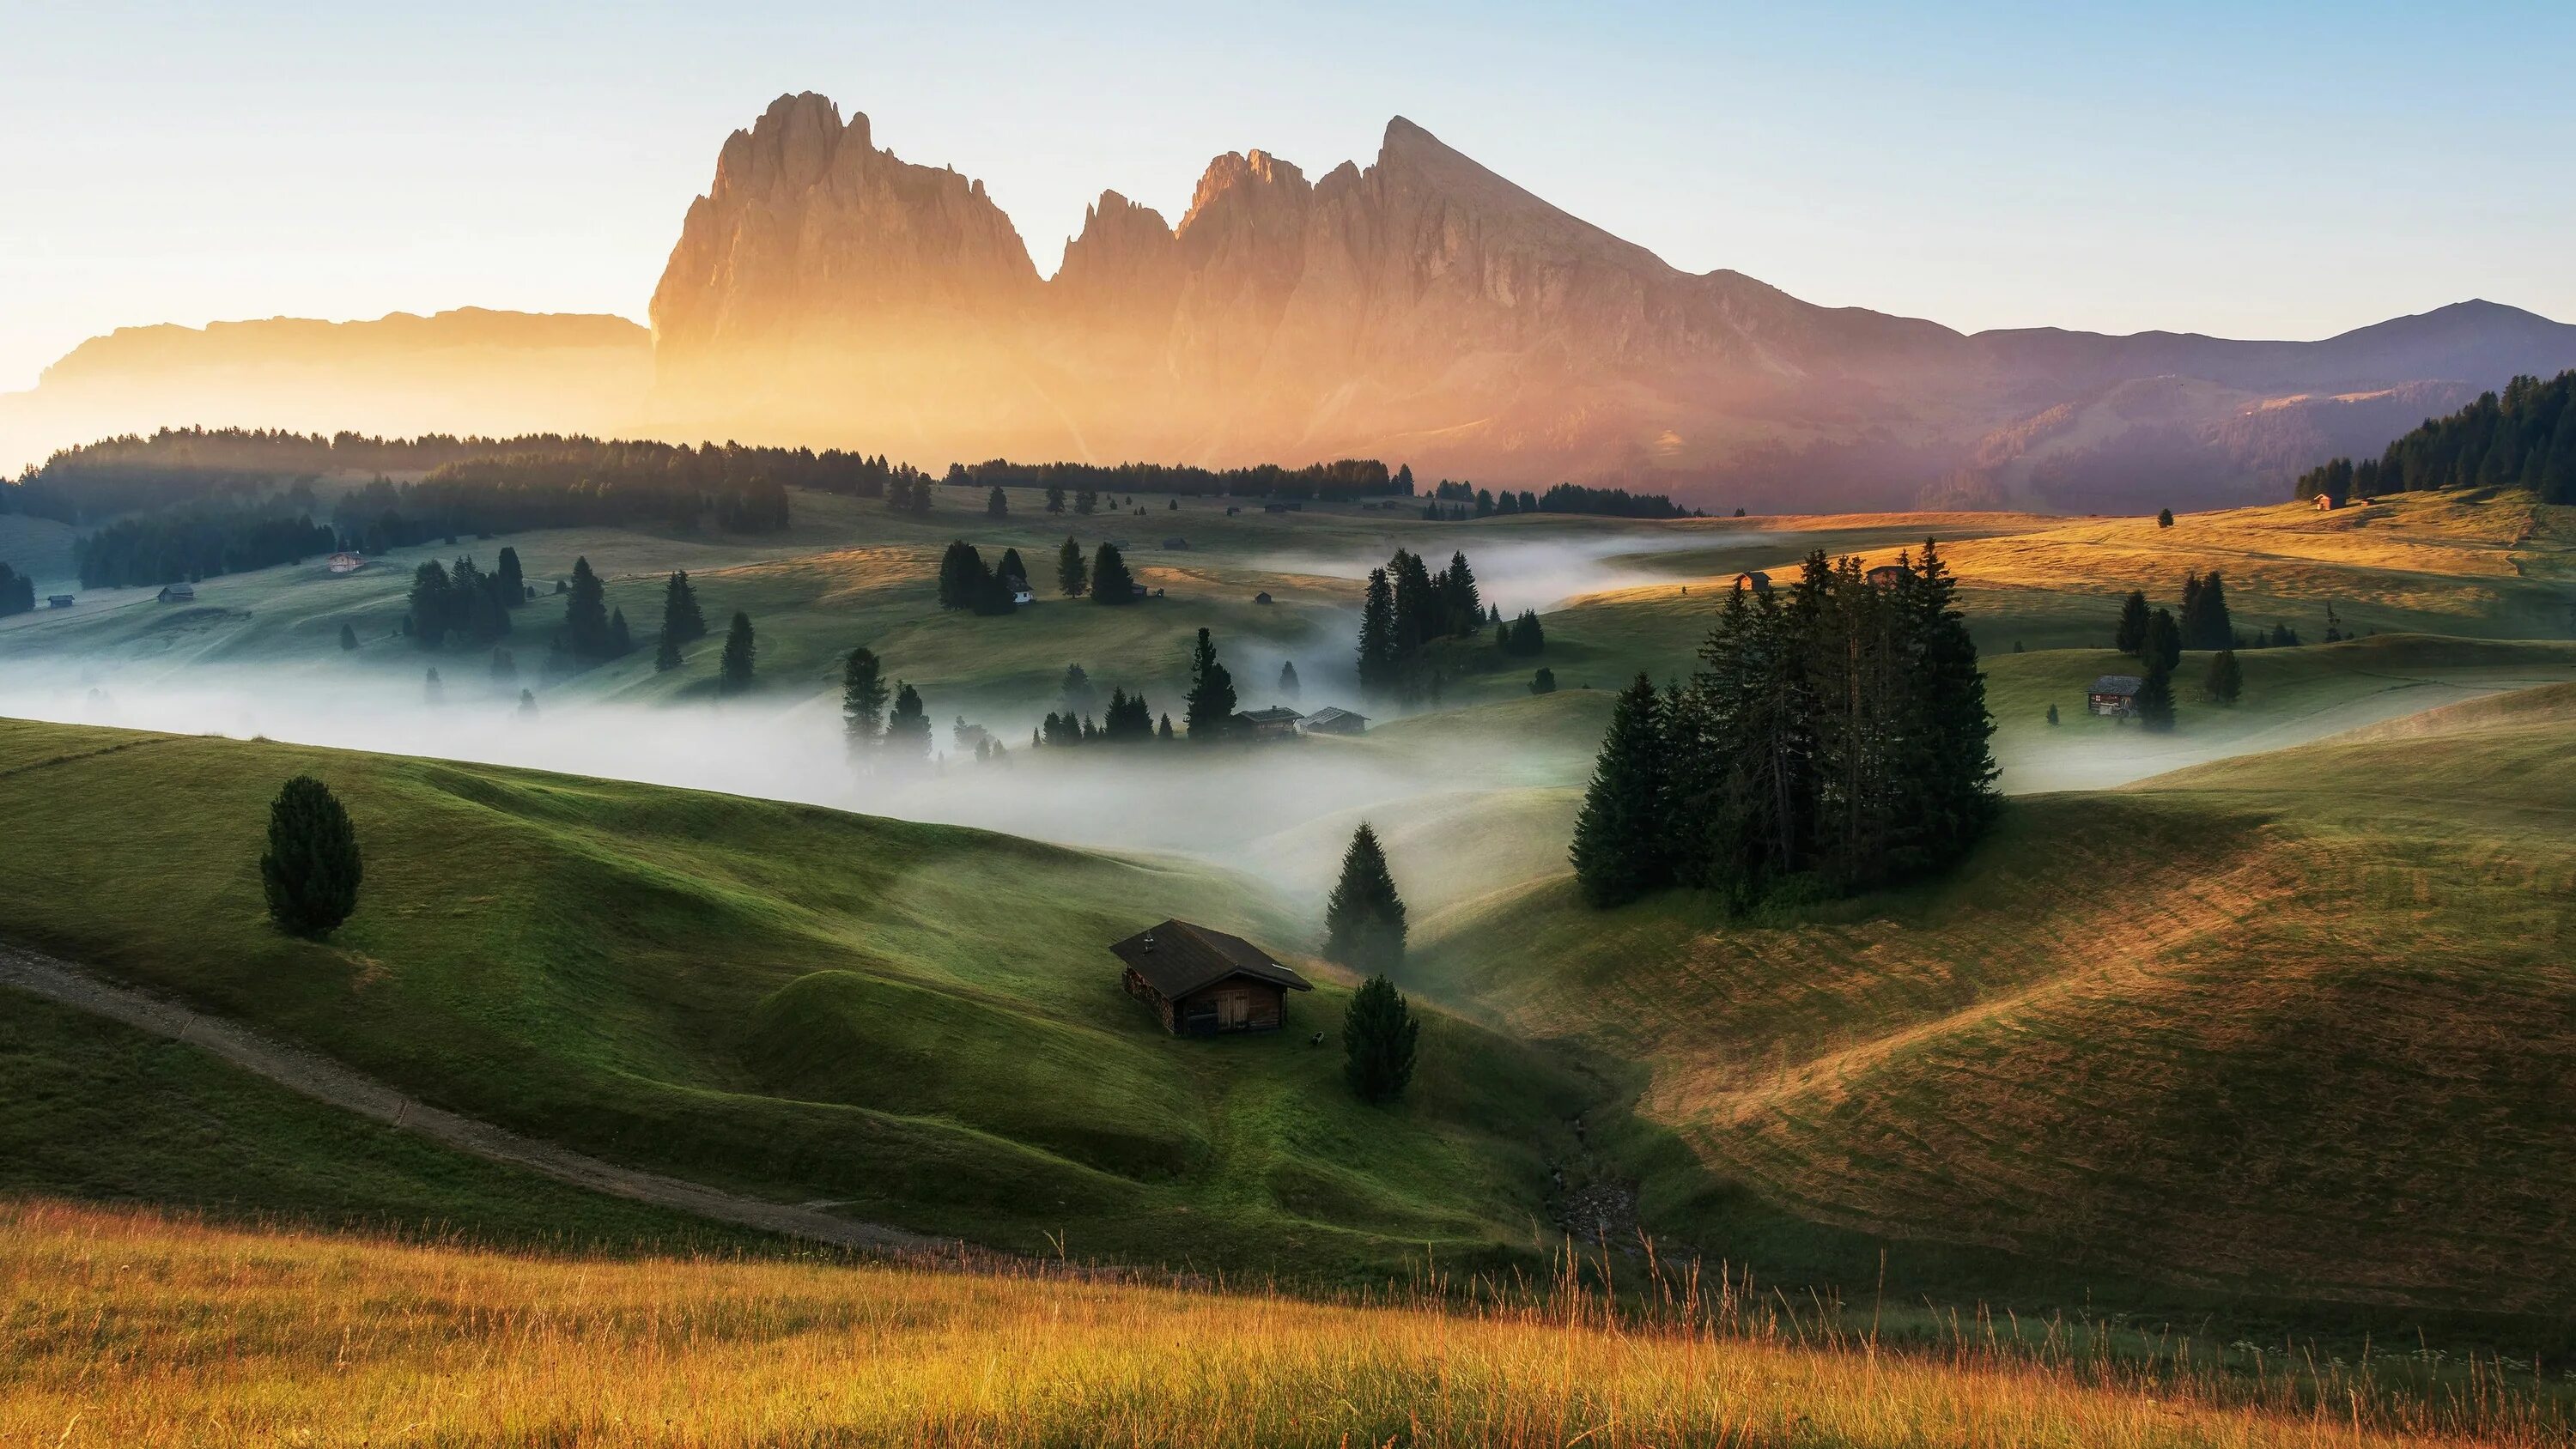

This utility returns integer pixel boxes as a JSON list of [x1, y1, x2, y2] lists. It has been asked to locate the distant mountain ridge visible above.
[[647, 93, 2576, 512]]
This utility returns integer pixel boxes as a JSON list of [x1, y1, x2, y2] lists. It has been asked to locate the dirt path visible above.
[[0, 943, 945, 1256]]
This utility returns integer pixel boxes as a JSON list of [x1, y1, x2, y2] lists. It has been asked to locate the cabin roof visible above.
[[1236, 706, 1304, 724], [1303, 706, 1367, 727], [2089, 675, 2143, 695], [1110, 919, 1313, 1000]]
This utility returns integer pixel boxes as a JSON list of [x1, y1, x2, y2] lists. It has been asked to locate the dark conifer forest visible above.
[[2293, 370, 2576, 505]]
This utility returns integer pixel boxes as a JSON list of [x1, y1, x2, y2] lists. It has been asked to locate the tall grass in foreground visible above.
[[3, 1200, 2562, 1447]]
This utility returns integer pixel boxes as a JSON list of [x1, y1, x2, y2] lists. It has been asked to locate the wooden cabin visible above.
[[156, 584, 196, 603], [1732, 571, 1772, 595], [1234, 706, 1304, 740], [1866, 563, 1911, 588], [2313, 493, 2342, 511], [46, 594, 74, 609], [2087, 675, 2142, 717], [1112, 919, 1312, 1035], [1300, 706, 1368, 736]]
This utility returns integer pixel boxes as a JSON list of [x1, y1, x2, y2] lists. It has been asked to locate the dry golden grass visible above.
[[4, 1200, 2558, 1448]]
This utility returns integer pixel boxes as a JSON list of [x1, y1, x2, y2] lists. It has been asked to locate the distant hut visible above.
[[2312, 494, 2342, 512], [2087, 675, 2143, 717], [1732, 571, 1772, 595], [156, 584, 197, 603], [326, 551, 364, 574], [46, 594, 75, 609], [1233, 706, 1304, 740], [1865, 563, 1910, 588], [1300, 706, 1369, 737], [1162, 537, 1190, 550], [1253, 591, 1274, 605], [1112, 919, 1312, 1035]]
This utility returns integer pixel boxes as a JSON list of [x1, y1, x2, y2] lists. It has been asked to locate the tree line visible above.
[[1424, 479, 1694, 519], [75, 505, 338, 589], [1571, 543, 1997, 908], [941, 457, 1394, 500], [0, 562, 33, 616], [1356, 549, 1485, 699], [2294, 370, 2576, 506]]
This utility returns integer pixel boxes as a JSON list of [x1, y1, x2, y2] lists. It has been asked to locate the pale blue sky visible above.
[[3, 0, 2571, 390]]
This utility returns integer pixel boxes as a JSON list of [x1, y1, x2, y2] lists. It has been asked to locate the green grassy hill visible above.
[[1416, 681, 2576, 1317], [0, 718, 1601, 1280]]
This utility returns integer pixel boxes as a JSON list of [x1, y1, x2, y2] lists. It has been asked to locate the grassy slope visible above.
[[1416, 684, 2576, 1317], [0, 718, 1597, 1281], [0, 995, 763, 1253], [15, 1200, 2528, 1449]]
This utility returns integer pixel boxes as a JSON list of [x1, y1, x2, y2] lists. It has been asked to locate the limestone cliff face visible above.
[[646, 94, 2576, 506]]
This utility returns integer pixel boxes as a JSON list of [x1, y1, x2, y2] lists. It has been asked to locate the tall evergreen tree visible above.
[[1355, 567, 1399, 695], [563, 557, 611, 657], [986, 485, 1009, 518], [1899, 539, 1999, 868], [842, 646, 889, 752], [1341, 973, 1420, 1105], [1059, 663, 1098, 719], [338, 622, 358, 652], [1184, 627, 1238, 740], [661, 570, 707, 644], [1045, 482, 1066, 514], [423, 667, 444, 706], [608, 607, 631, 656], [1089, 543, 1135, 604], [2157, 507, 2175, 528], [719, 611, 756, 693], [2190, 571, 2233, 650], [260, 774, 361, 939], [2145, 607, 2183, 672], [654, 628, 682, 671], [996, 548, 1029, 592], [407, 560, 453, 650], [1056, 536, 1088, 597], [494, 546, 525, 605], [1570, 674, 1670, 906], [2114, 591, 2151, 655], [2136, 659, 2177, 731], [1279, 659, 1301, 700], [2204, 648, 2243, 704], [1324, 822, 1407, 976], [1439, 551, 1482, 635], [884, 682, 931, 761]]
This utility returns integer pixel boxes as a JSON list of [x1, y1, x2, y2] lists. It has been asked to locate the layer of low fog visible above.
[[1252, 530, 1757, 610], [0, 658, 1601, 923]]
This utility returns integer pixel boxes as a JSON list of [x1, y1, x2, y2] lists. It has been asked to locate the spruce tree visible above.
[[1057, 536, 1088, 597], [654, 628, 682, 672], [408, 561, 453, 650], [1571, 674, 1668, 906], [1089, 543, 1135, 603], [1441, 551, 1482, 635], [2136, 659, 2177, 731], [2196, 571, 2233, 650], [1279, 659, 1301, 700], [2046, 702, 2061, 725], [2157, 507, 2175, 528], [2114, 591, 2151, 654], [2145, 607, 2183, 672], [1530, 666, 1556, 694], [719, 611, 756, 693], [1046, 482, 1066, 514], [1157, 713, 1175, 741], [260, 774, 361, 939], [842, 646, 889, 752], [423, 667, 444, 706], [1342, 973, 1420, 1105], [996, 548, 1029, 592], [495, 546, 524, 605], [1184, 627, 1237, 739], [1324, 822, 1407, 976], [661, 571, 707, 643], [884, 682, 931, 761], [1355, 567, 1399, 696], [338, 622, 358, 652], [518, 688, 538, 718], [987, 485, 1008, 518], [608, 607, 632, 656], [563, 557, 611, 657], [2204, 648, 2243, 704]]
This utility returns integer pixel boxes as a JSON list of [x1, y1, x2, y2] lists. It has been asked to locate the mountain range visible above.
[[13, 92, 2576, 511]]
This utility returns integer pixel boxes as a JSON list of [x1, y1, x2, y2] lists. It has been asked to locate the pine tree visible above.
[[422, 667, 444, 706], [719, 611, 756, 693], [884, 682, 931, 761], [2114, 591, 2151, 654], [1341, 973, 1420, 1105], [654, 629, 682, 671], [2204, 648, 2243, 704], [2046, 703, 2061, 725], [2145, 608, 2182, 672], [1059, 664, 1098, 718], [1184, 627, 1237, 739], [608, 608, 631, 656], [495, 547, 525, 606], [261, 774, 361, 938], [338, 622, 358, 652], [1046, 482, 1066, 514], [996, 548, 1029, 593], [1074, 488, 1097, 516], [1157, 713, 1175, 741], [518, 688, 538, 718], [842, 646, 889, 752], [1440, 551, 1482, 635], [2195, 571, 2233, 650], [1570, 675, 1668, 906], [661, 571, 707, 644], [1355, 567, 1399, 696], [1089, 543, 1135, 604], [563, 557, 611, 657], [986, 485, 1008, 518], [1057, 536, 1087, 597], [2157, 507, 2175, 528], [407, 561, 453, 650], [1279, 659, 1301, 700], [2136, 659, 2177, 731], [1324, 822, 1407, 976], [1530, 666, 1556, 694]]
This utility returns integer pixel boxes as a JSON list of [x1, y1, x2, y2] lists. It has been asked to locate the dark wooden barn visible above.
[[1112, 919, 1312, 1035]]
